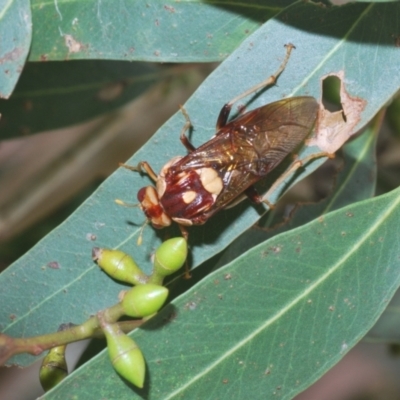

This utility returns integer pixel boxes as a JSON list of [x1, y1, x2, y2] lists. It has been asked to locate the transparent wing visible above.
[[171, 96, 319, 213]]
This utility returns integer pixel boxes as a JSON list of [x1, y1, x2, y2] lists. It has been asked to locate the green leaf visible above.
[[0, 61, 160, 138], [1, 1, 400, 397], [0, 0, 31, 98], [29, 0, 289, 62], [44, 186, 400, 399], [216, 117, 379, 267]]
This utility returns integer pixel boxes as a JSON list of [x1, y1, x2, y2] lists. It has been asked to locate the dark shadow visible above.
[[209, 1, 399, 47], [322, 75, 344, 116]]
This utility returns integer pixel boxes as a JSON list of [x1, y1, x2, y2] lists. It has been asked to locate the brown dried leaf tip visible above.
[[309, 71, 367, 154]]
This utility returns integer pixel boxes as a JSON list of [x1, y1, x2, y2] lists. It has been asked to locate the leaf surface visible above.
[[29, 0, 288, 62], [44, 186, 400, 399], [0, 0, 31, 98], [1, 6, 400, 399], [216, 117, 379, 267]]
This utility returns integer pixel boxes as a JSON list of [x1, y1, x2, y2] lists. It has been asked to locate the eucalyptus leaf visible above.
[[29, 0, 290, 62], [0, 0, 31, 98], [1, 2, 400, 398], [43, 186, 400, 399], [215, 118, 379, 268]]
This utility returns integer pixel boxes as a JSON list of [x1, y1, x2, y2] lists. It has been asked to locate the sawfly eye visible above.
[[137, 186, 151, 203], [137, 186, 172, 228]]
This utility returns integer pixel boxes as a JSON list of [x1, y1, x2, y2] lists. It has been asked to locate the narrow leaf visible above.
[[29, 0, 287, 62], [44, 186, 400, 399], [2, 2, 400, 371], [0, 0, 31, 98]]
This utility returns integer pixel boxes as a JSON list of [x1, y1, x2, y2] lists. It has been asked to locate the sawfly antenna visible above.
[[115, 199, 140, 208], [136, 219, 149, 246], [115, 199, 148, 245]]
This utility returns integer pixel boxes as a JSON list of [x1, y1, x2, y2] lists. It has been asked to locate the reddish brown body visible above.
[[137, 96, 319, 232], [122, 44, 324, 241]]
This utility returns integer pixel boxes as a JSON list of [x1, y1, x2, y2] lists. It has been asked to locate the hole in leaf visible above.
[[322, 75, 346, 122]]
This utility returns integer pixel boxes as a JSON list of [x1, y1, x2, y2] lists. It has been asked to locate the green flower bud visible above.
[[92, 248, 148, 285], [152, 238, 187, 279], [122, 284, 168, 318], [39, 344, 68, 391], [103, 322, 145, 388]]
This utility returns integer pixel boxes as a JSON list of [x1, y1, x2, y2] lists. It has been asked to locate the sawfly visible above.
[[119, 44, 329, 242]]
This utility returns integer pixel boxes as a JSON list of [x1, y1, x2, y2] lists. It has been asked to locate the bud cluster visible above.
[[40, 238, 187, 391]]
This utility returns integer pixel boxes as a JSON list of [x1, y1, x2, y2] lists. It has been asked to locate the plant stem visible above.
[[0, 302, 143, 366]]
